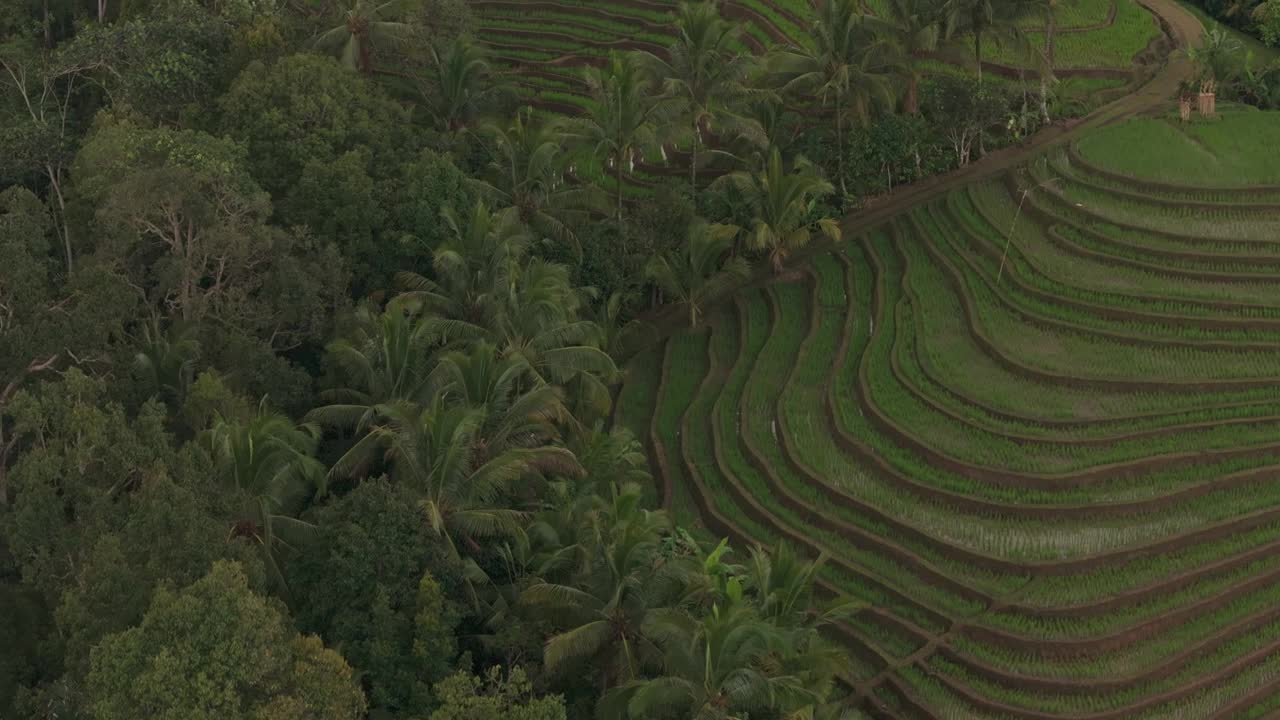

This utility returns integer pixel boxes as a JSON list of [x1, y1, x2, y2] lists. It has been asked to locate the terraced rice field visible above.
[[615, 110, 1280, 717], [469, 0, 811, 113], [469, 0, 1152, 115], [983, 0, 1163, 70]]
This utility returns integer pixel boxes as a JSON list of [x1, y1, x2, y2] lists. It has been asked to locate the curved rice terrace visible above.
[[615, 109, 1280, 717], [468, 0, 1154, 116]]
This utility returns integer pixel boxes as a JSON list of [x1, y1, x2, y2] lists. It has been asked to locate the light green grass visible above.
[[1077, 111, 1280, 185]]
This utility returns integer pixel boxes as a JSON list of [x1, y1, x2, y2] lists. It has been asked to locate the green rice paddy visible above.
[[621, 110, 1280, 717]]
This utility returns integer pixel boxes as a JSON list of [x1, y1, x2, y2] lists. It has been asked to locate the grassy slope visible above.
[[1077, 110, 1280, 184]]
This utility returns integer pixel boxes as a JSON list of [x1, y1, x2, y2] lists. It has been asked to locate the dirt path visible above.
[[635, 0, 1204, 353], [836, 0, 1204, 238]]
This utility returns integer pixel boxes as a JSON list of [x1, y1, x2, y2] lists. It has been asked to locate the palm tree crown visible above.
[[943, 0, 1030, 84], [422, 39, 507, 134], [568, 51, 674, 228], [312, 0, 412, 74], [711, 148, 841, 272], [771, 0, 896, 200], [204, 401, 327, 592], [307, 298, 442, 436], [329, 395, 579, 561], [645, 219, 750, 327], [868, 0, 945, 114], [477, 106, 599, 255], [639, 1, 764, 197], [521, 485, 682, 689]]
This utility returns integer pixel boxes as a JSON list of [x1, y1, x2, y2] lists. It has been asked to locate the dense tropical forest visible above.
[[5, 0, 1280, 716]]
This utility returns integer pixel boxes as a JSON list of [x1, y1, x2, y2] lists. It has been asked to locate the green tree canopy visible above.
[[72, 114, 349, 353], [87, 560, 367, 720], [430, 666, 566, 720], [216, 53, 412, 197], [288, 480, 462, 716]]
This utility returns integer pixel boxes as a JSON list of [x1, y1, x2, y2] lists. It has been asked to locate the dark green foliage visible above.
[[0, 0, 1041, 716], [2, 370, 264, 693], [920, 74, 1011, 165], [3, 371, 185, 599], [376, 148, 477, 289], [73, 115, 348, 342], [216, 54, 477, 291], [216, 53, 413, 198], [566, 221, 631, 301], [52, 474, 263, 679], [86, 561, 366, 720], [70, 114, 348, 408], [817, 113, 954, 200], [288, 481, 463, 716], [430, 667, 566, 720], [69, 0, 233, 122], [0, 581, 52, 715], [282, 149, 386, 287]]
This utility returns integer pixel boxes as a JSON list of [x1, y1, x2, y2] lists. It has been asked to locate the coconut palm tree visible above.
[[396, 203, 617, 414], [311, 0, 412, 74], [396, 202, 533, 331], [476, 106, 600, 255], [204, 401, 327, 593], [429, 342, 569, 462], [521, 483, 680, 690], [645, 219, 750, 327], [771, 0, 896, 199], [594, 290, 651, 361], [943, 0, 1028, 84], [743, 97, 803, 162], [489, 259, 619, 403], [329, 396, 580, 561], [568, 51, 674, 229], [711, 148, 841, 273], [569, 425, 653, 500], [602, 603, 813, 720], [637, 1, 764, 199], [1188, 27, 1243, 90], [867, 0, 945, 114], [306, 298, 444, 438], [132, 317, 201, 409], [421, 39, 507, 134], [743, 543, 862, 703]]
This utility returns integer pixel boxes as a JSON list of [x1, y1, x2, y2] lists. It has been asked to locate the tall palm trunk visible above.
[[0, 416, 8, 507], [974, 30, 983, 84], [1018, 66, 1028, 135], [905, 68, 920, 114], [616, 149, 626, 256], [834, 89, 847, 200], [615, 152, 624, 224], [690, 118, 700, 202], [1040, 14, 1055, 122], [359, 41, 372, 74]]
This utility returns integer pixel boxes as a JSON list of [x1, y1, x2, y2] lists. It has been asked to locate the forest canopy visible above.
[[0, 0, 911, 717]]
